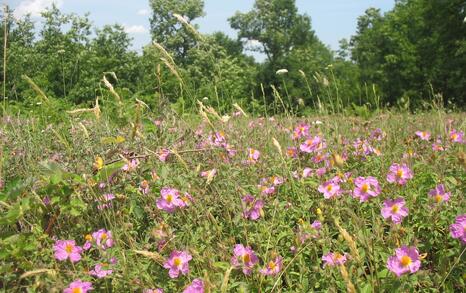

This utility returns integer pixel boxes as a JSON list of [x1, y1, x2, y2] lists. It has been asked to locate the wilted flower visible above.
[[386, 163, 413, 185], [318, 180, 341, 199], [387, 246, 421, 277], [200, 168, 217, 184], [370, 128, 386, 141], [156, 187, 186, 213], [415, 131, 431, 141], [259, 176, 284, 195], [83, 234, 93, 250], [231, 244, 259, 275], [139, 180, 150, 195], [97, 193, 115, 210], [183, 278, 204, 293], [353, 176, 381, 202], [163, 250, 192, 278], [286, 146, 298, 158], [158, 149, 171, 162], [260, 256, 283, 276], [64, 279, 93, 293], [381, 198, 409, 224], [322, 252, 348, 267], [53, 240, 82, 263], [242, 194, 264, 220], [450, 214, 466, 244], [92, 229, 114, 250], [121, 159, 139, 172], [428, 184, 451, 203]]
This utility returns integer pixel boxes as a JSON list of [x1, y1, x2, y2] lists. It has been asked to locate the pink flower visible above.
[[318, 180, 341, 199], [292, 123, 310, 140], [300, 136, 326, 153], [258, 176, 284, 195], [386, 163, 413, 185], [156, 187, 186, 213], [302, 167, 313, 178], [121, 159, 139, 172], [381, 198, 409, 224], [311, 220, 322, 230], [89, 263, 113, 278], [158, 149, 171, 162], [387, 246, 421, 277], [92, 229, 113, 250], [200, 169, 217, 181], [163, 250, 192, 278], [312, 152, 328, 164], [428, 184, 451, 203], [183, 278, 204, 293], [449, 129, 464, 143], [53, 240, 82, 263], [139, 180, 150, 195], [315, 167, 327, 177], [286, 147, 298, 158], [247, 148, 260, 164], [96, 193, 115, 210], [370, 128, 386, 141], [242, 194, 264, 220], [352, 176, 381, 202], [230, 244, 259, 275], [143, 289, 163, 293], [322, 252, 348, 267], [415, 131, 431, 141], [260, 256, 283, 276], [64, 279, 93, 293], [450, 214, 466, 244]]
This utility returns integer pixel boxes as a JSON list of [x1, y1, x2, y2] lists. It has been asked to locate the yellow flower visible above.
[[94, 156, 104, 170]]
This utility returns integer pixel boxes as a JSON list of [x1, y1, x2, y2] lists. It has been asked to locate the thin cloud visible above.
[[124, 24, 147, 34], [137, 9, 149, 16], [14, 0, 63, 19]]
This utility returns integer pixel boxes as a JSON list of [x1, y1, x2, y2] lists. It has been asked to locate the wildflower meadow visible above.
[[0, 106, 465, 292]]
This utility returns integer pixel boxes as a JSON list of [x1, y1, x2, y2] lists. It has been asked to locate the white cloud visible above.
[[14, 0, 63, 19], [124, 24, 147, 34], [137, 9, 149, 16]]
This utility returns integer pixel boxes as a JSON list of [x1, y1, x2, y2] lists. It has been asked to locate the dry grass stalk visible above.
[[22, 75, 49, 103]]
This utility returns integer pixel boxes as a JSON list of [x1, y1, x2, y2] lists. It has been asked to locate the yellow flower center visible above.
[[268, 261, 276, 270], [361, 183, 369, 193], [173, 257, 182, 267], [451, 133, 458, 140], [72, 288, 82, 293], [101, 233, 107, 240], [166, 194, 173, 203], [396, 169, 404, 178], [242, 253, 251, 263], [326, 185, 333, 192], [85, 234, 92, 241], [400, 255, 412, 267], [391, 204, 399, 213], [334, 253, 343, 261], [65, 244, 73, 254], [435, 195, 443, 203]]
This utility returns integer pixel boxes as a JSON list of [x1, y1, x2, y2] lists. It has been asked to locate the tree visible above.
[[149, 0, 204, 64]]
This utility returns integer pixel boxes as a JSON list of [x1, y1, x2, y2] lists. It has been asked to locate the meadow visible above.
[[0, 100, 465, 292]]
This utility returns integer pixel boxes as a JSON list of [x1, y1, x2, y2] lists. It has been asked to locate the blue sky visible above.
[[10, 0, 394, 58]]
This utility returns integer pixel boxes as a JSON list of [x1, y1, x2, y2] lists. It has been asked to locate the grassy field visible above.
[[0, 106, 465, 292]]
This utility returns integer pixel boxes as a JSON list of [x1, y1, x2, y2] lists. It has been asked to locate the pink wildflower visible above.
[[415, 131, 431, 141], [286, 147, 298, 158], [54, 240, 82, 263], [381, 198, 409, 224], [247, 148, 260, 164], [449, 129, 464, 143], [156, 187, 186, 213], [318, 180, 341, 199], [231, 244, 259, 275], [352, 176, 381, 202], [260, 256, 283, 276], [450, 214, 466, 244], [302, 167, 313, 178], [163, 250, 192, 278], [121, 159, 139, 172], [89, 263, 113, 278], [300, 136, 326, 153], [293, 123, 310, 140], [183, 279, 204, 293], [242, 194, 264, 220], [139, 180, 150, 195], [386, 163, 413, 185], [92, 229, 113, 250], [64, 279, 93, 293], [322, 252, 348, 267], [387, 246, 421, 277], [428, 184, 451, 203], [158, 149, 171, 162]]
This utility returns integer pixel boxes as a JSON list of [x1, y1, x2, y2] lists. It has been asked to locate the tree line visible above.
[[1, 0, 465, 114]]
